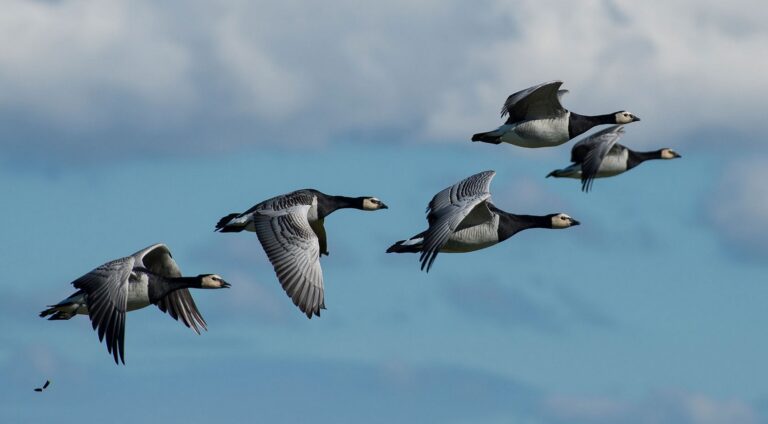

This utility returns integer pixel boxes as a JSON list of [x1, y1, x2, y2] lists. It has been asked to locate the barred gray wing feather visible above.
[[501, 80, 566, 124], [72, 256, 133, 364], [133, 243, 181, 278], [577, 125, 625, 192], [248, 190, 315, 214], [155, 290, 207, 334], [427, 170, 496, 225], [254, 205, 325, 318], [421, 171, 496, 271]]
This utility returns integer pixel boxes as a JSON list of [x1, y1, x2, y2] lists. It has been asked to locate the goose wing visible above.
[[421, 170, 496, 272], [572, 125, 625, 192], [501, 80, 566, 124], [134, 243, 208, 334], [254, 203, 325, 318], [132, 243, 181, 277], [72, 256, 134, 364], [242, 189, 315, 215], [309, 218, 329, 256]]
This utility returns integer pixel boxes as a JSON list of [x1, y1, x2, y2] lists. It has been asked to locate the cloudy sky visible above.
[[2, 0, 767, 422]]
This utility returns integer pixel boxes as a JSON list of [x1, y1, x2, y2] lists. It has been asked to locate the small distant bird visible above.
[[546, 125, 681, 192], [216, 189, 388, 318], [34, 380, 50, 392], [471, 80, 640, 148], [387, 171, 580, 272], [40, 244, 230, 364]]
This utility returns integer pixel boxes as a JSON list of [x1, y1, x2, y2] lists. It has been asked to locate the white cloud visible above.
[[0, 0, 766, 159], [0, 1, 195, 128], [426, 0, 768, 148]]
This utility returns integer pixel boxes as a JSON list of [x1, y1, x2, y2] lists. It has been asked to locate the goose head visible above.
[[549, 213, 580, 229], [614, 111, 641, 124], [660, 148, 681, 159], [200, 274, 230, 289], [361, 197, 389, 211]]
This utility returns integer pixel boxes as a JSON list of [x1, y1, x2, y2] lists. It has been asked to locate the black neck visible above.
[[147, 273, 202, 303], [627, 149, 663, 170], [568, 112, 616, 139], [495, 208, 552, 241], [317, 195, 363, 218]]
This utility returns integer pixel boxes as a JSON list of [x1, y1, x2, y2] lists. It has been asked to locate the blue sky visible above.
[[2, 1, 768, 423]]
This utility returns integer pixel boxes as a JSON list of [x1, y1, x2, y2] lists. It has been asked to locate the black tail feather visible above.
[[471, 132, 502, 144], [386, 240, 421, 253], [215, 213, 242, 232], [39, 306, 75, 320]]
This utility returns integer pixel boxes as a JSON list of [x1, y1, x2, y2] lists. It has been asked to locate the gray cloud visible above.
[[543, 391, 762, 424], [707, 156, 768, 261], [441, 276, 614, 333], [0, 354, 541, 424], [1, 0, 766, 166], [2, 351, 762, 424]]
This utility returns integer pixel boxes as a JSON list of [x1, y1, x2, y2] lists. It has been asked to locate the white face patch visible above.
[[202, 274, 223, 288], [551, 213, 576, 229], [661, 149, 679, 159], [363, 198, 381, 211], [615, 111, 637, 124]]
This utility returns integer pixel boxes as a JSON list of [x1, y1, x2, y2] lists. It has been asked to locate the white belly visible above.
[[556, 153, 628, 180], [441, 222, 499, 253], [501, 117, 570, 148], [126, 280, 151, 311], [595, 153, 629, 176]]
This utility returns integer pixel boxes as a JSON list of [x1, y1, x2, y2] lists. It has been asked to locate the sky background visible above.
[[2, 0, 768, 423]]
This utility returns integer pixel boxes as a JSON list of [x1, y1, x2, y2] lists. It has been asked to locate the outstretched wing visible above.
[[134, 243, 208, 334], [310, 218, 329, 256], [133, 243, 181, 277], [572, 125, 626, 192], [155, 289, 208, 334], [72, 256, 133, 364], [219, 189, 316, 230], [501, 80, 566, 124], [254, 204, 325, 318], [421, 170, 496, 272]]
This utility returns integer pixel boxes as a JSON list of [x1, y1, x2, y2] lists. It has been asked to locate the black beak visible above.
[[570, 219, 581, 226], [632, 116, 641, 122], [673, 152, 682, 158], [380, 203, 389, 210], [221, 280, 231, 288]]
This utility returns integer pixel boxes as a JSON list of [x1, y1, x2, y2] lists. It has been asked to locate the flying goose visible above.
[[546, 125, 681, 192], [471, 80, 640, 148], [215, 189, 388, 318], [387, 171, 579, 272], [40, 243, 229, 364]]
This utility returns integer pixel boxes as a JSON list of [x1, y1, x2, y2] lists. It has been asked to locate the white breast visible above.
[[441, 216, 500, 253], [126, 274, 151, 311], [596, 150, 629, 176], [307, 197, 319, 222], [501, 115, 570, 148]]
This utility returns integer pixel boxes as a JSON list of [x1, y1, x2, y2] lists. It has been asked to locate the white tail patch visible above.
[[401, 237, 423, 246]]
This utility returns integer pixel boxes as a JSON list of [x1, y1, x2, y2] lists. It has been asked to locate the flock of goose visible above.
[[41, 80, 681, 364]]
